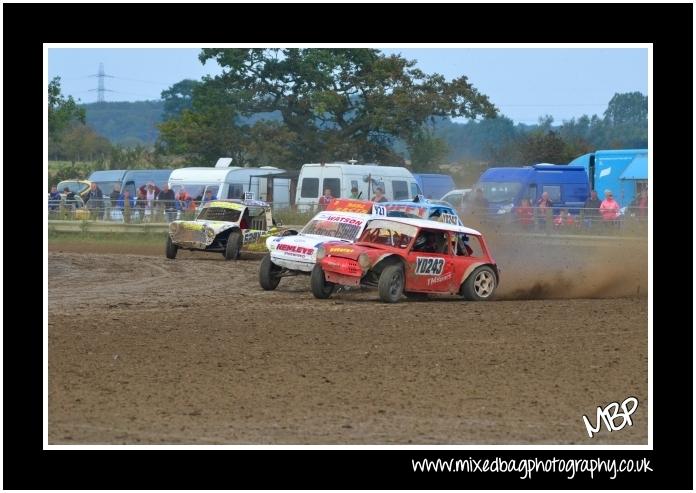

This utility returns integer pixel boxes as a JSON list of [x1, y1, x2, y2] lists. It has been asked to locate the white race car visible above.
[[258, 199, 374, 290]]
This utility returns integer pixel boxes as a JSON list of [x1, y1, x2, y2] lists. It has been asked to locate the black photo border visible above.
[[4, 2, 692, 489]]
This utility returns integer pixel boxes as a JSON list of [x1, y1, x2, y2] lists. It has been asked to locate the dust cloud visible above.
[[485, 232, 648, 300]]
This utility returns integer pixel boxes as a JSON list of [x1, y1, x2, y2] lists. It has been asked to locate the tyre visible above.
[[259, 254, 282, 290], [378, 264, 404, 303], [310, 264, 334, 299], [224, 231, 242, 261], [461, 265, 497, 301], [165, 236, 178, 259]]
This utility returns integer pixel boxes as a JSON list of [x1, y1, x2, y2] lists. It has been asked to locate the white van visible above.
[[295, 162, 421, 211], [168, 166, 290, 205]]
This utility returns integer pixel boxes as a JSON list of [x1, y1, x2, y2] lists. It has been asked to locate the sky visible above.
[[48, 47, 648, 125]]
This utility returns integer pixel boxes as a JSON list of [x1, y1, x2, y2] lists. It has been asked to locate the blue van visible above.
[[88, 170, 128, 196], [473, 164, 590, 214], [568, 149, 647, 207], [413, 173, 456, 200]]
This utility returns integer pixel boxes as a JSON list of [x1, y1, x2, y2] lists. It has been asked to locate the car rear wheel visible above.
[[224, 231, 242, 261], [378, 264, 404, 303], [311, 265, 335, 299], [461, 265, 497, 301], [165, 236, 178, 259], [259, 254, 282, 290]]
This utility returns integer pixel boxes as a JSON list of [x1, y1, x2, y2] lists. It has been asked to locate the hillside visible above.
[[83, 100, 164, 147]]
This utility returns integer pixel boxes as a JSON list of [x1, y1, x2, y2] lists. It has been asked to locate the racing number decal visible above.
[[415, 257, 445, 275], [439, 213, 458, 225], [373, 205, 386, 216]]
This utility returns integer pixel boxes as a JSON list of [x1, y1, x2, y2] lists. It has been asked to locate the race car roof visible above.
[[368, 216, 481, 236]]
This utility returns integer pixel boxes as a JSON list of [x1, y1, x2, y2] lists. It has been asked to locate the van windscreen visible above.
[[475, 182, 522, 203]]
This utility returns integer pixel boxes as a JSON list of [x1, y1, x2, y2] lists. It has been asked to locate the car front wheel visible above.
[[259, 254, 282, 290], [165, 236, 178, 259], [378, 264, 404, 303], [224, 231, 242, 261], [310, 265, 335, 299], [461, 265, 497, 301]]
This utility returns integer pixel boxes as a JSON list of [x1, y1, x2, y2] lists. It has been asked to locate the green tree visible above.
[[604, 92, 647, 125], [48, 77, 86, 139], [516, 130, 571, 164], [161, 79, 201, 120], [407, 129, 449, 171], [162, 48, 497, 166]]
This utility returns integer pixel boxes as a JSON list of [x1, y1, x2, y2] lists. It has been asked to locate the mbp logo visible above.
[[582, 396, 639, 438]]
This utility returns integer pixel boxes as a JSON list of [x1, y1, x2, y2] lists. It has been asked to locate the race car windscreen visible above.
[[300, 219, 363, 241], [358, 220, 418, 248], [196, 206, 242, 222]]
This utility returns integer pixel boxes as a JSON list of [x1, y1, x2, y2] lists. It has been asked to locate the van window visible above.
[[411, 183, 420, 197], [323, 178, 341, 198], [392, 180, 409, 200], [526, 184, 537, 202], [301, 178, 319, 198], [204, 185, 219, 199], [229, 183, 244, 199], [542, 185, 561, 203]]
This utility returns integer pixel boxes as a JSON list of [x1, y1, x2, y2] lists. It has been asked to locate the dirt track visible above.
[[48, 237, 648, 444]]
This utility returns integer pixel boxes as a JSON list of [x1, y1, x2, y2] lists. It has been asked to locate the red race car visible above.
[[311, 217, 499, 303]]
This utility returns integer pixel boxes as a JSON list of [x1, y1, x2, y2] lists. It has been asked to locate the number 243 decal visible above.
[[415, 257, 445, 275]]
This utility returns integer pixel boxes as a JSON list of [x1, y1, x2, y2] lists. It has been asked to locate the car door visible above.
[[405, 229, 456, 293]]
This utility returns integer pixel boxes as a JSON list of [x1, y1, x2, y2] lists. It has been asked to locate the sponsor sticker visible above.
[[329, 247, 354, 253], [180, 222, 204, 231], [277, 243, 315, 255]]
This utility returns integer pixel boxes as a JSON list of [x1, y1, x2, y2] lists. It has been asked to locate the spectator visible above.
[[63, 187, 78, 208], [157, 184, 177, 222], [582, 190, 602, 228], [108, 185, 122, 221], [599, 189, 620, 223], [144, 183, 158, 219], [85, 182, 104, 220], [117, 190, 136, 223], [176, 188, 192, 211], [135, 190, 148, 222], [349, 186, 361, 199], [371, 186, 388, 203], [157, 183, 175, 203], [319, 188, 334, 209], [202, 189, 216, 204], [49, 185, 61, 211], [536, 191, 554, 229], [553, 209, 575, 229], [515, 198, 534, 229], [139, 182, 161, 198], [630, 189, 648, 220], [110, 184, 122, 203]]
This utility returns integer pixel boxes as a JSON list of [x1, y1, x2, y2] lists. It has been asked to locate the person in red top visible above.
[[318, 188, 334, 210], [515, 198, 534, 229], [599, 189, 620, 221]]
